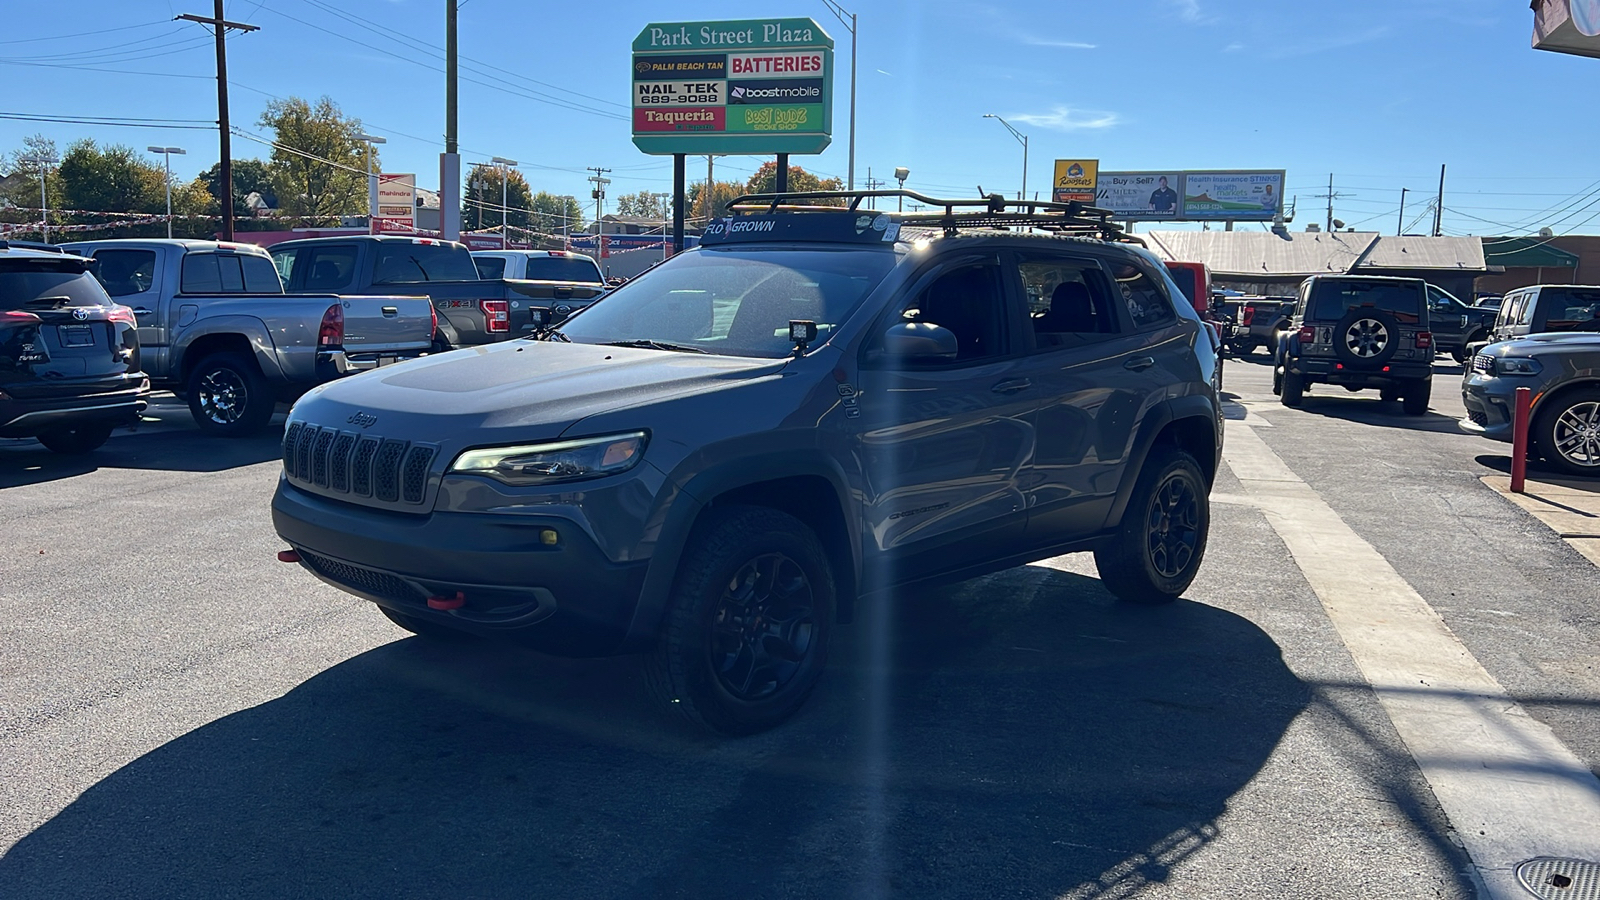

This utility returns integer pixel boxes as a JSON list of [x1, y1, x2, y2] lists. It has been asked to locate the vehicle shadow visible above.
[[1473, 453, 1595, 482], [0, 567, 1308, 900], [0, 404, 284, 489], [1288, 391, 1464, 434]]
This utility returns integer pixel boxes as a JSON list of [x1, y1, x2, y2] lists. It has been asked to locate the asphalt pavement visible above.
[[1, 367, 1596, 899]]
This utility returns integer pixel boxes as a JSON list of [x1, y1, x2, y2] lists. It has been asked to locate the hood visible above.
[[290, 341, 786, 440], [1492, 332, 1600, 355]]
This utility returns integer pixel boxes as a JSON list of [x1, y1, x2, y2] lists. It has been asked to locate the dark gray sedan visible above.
[[1461, 332, 1600, 476]]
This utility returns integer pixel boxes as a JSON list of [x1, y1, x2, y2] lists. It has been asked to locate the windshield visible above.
[[559, 247, 894, 357], [1310, 280, 1424, 324], [522, 257, 603, 283]]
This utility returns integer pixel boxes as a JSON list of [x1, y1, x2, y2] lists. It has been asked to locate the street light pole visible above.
[[356, 133, 385, 235], [147, 146, 187, 238], [821, 1, 857, 190], [982, 114, 1028, 201], [491, 156, 518, 248], [21, 155, 58, 243]]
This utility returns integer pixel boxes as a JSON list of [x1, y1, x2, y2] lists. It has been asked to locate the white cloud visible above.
[[1223, 41, 1244, 52], [1022, 37, 1097, 49], [1008, 106, 1120, 131], [1267, 26, 1391, 58], [1168, 0, 1217, 24]]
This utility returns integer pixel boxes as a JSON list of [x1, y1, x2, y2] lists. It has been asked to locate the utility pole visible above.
[[21, 155, 57, 243], [1312, 173, 1345, 232], [440, 0, 461, 240], [356, 133, 385, 234], [1433, 164, 1446, 237], [1397, 187, 1409, 236], [491, 156, 517, 247], [863, 168, 883, 191], [177, 1, 257, 242], [587, 166, 611, 257]]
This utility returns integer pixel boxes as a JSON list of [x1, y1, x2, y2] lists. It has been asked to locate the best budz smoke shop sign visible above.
[[631, 18, 834, 155]]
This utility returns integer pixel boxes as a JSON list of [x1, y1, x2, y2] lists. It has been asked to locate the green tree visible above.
[[56, 139, 169, 213], [529, 191, 584, 238], [199, 157, 275, 217], [743, 162, 845, 204], [464, 164, 534, 232], [615, 189, 668, 219], [259, 96, 375, 218]]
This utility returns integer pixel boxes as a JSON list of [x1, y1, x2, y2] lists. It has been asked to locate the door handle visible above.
[[131, 307, 154, 316], [991, 377, 1032, 394], [382, 306, 398, 317], [1124, 356, 1156, 371]]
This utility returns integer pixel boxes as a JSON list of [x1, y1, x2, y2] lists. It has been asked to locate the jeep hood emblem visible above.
[[347, 411, 379, 428]]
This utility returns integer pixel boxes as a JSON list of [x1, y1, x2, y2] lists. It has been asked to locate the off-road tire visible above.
[[1094, 447, 1210, 605], [645, 506, 835, 736], [1333, 308, 1401, 368], [186, 353, 275, 437], [378, 605, 478, 641], [1402, 379, 1431, 416], [1281, 370, 1305, 408], [36, 423, 114, 454], [1535, 387, 1600, 477], [1271, 364, 1283, 396]]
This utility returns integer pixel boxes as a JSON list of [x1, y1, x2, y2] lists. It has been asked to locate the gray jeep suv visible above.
[[271, 193, 1223, 734], [1275, 274, 1434, 414]]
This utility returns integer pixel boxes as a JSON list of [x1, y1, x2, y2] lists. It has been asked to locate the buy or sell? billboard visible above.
[[631, 19, 834, 156]]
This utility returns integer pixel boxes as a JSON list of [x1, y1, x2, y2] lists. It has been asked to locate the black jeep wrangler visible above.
[[1274, 274, 1434, 415], [271, 191, 1223, 734]]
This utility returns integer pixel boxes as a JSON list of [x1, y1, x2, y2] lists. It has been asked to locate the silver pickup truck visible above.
[[64, 239, 434, 436]]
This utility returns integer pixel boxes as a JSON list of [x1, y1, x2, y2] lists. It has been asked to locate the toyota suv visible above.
[[271, 192, 1223, 735], [1, 242, 149, 453], [1274, 274, 1434, 415]]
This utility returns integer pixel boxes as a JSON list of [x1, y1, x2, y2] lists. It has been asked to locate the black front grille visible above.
[[282, 421, 438, 506], [299, 550, 422, 605], [1468, 407, 1488, 427]]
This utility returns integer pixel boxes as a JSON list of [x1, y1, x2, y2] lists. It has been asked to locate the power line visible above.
[[0, 21, 174, 45], [0, 112, 216, 130]]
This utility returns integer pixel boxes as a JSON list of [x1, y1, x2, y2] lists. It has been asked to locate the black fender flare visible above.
[[1105, 396, 1219, 529], [618, 452, 861, 651]]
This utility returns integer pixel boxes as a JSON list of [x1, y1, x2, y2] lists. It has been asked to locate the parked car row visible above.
[[2, 236, 613, 448]]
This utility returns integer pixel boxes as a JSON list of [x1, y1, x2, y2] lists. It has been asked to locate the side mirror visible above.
[[881, 321, 958, 362]]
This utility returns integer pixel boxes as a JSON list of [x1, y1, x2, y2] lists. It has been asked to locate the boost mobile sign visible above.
[[631, 18, 835, 156]]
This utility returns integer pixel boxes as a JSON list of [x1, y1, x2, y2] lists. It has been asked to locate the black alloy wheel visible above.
[[1094, 446, 1210, 605], [708, 552, 817, 702], [186, 353, 274, 436], [1146, 473, 1202, 581]]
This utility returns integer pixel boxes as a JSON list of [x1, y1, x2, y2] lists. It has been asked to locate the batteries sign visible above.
[[631, 19, 833, 155]]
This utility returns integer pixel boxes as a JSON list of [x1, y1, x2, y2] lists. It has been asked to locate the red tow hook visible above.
[[277, 549, 302, 563], [427, 592, 467, 610]]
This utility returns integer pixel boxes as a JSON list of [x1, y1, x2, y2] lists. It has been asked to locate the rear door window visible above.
[[473, 256, 507, 279], [181, 253, 263, 294], [90, 249, 157, 297], [1541, 288, 1600, 330], [1310, 280, 1424, 325], [1015, 254, 1121, 348], [296, 245, 359, 291]]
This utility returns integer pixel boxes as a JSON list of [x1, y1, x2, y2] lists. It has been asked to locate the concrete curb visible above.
[[1481, 474, 1600, 568]]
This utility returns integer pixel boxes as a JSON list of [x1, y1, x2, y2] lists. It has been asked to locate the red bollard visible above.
[[1510, 386, 1532, 494]]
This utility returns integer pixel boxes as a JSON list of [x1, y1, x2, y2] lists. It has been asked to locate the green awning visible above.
[[1482, 236, 1579, 268]]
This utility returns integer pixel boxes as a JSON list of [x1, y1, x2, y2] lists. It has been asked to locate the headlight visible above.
[[1493, 357, 1542, 376], [449, 431, 647, 486]]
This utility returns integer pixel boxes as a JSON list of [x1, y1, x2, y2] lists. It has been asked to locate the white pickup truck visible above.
[[64, 239, 434, 436], [470, 249, 606, 285]]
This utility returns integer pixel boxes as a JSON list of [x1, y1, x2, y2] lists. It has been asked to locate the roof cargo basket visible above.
[[725, 189, 1142, 244]]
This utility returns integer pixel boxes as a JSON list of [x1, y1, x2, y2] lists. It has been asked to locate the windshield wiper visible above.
[[601, 339, 708, 354]]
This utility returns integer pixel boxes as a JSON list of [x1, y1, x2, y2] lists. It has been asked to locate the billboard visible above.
[[631, 19, 834, 156], [1052, 159, 1098, 203], [1096, 172, 1182, 219], [1180, 170, 1284, 220], [374, 174, 415, 233]]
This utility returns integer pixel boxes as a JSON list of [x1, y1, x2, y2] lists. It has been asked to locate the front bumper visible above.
[[272, 480, 649, 655], [1459, 373, 1519, 443]]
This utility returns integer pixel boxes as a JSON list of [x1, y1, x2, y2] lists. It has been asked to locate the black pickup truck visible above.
[[268, 236, 606, 350]]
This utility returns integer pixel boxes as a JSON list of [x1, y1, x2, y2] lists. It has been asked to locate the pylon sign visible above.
[[631, 19, 834, 156]]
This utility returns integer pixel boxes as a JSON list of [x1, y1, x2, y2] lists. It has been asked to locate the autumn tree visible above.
[[464, 164, 534, 231], [614, 189, 669, 219], [259, 96, 376, 219], [529, 191, 585, 237], [687, 179, 747, 221], [743, 162, 845, 205]]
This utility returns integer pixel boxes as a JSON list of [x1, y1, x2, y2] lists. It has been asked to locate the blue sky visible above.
[[3, 0, 1597, 236]]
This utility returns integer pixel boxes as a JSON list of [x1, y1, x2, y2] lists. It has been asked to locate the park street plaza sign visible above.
[[631, 18, 834, 156]]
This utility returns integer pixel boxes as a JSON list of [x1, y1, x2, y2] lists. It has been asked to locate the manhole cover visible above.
[[1517, 857, 1600, 899]]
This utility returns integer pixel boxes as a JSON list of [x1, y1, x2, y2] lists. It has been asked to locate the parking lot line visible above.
[[1223, 424, 1600, 899]]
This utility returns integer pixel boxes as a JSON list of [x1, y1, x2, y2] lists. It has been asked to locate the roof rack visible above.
[[725, 189, 1141, 244]]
